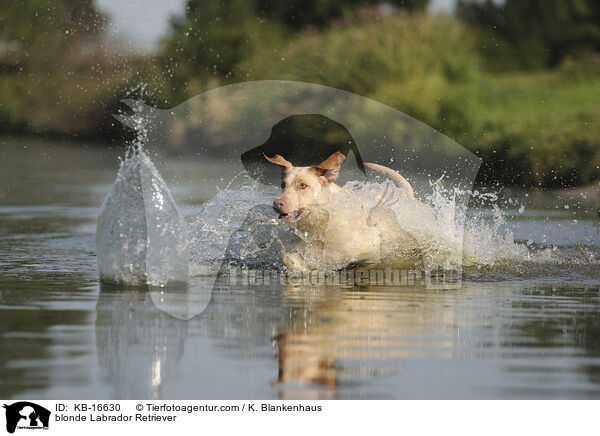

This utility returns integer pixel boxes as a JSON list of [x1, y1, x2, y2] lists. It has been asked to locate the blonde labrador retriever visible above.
[[266, 152, 421, 271]]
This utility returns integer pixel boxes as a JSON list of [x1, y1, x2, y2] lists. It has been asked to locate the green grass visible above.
[[456, 71, 600, 186]]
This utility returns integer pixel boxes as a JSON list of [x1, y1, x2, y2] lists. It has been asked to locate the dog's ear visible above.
[[264, 154, 292, 170], [312, 151, 346, 184]]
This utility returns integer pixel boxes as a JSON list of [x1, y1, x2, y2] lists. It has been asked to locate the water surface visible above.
[[1, 138, 599, 399]]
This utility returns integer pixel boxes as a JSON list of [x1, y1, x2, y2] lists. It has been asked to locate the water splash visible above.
[[187, 177, 599, 281], [96, 149, 190, 286], [98, 144, 597, 288], [97, 84, 190, 287], [188, 173, 284, 274]]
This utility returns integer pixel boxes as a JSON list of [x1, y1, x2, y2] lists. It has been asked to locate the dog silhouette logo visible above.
[[2, 402, 50, 434]]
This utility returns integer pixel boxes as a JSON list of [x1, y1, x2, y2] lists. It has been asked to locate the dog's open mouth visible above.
[[277, 209, 303, 220]]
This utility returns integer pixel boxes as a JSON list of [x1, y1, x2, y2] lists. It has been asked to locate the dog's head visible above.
[[265, 151, 346, 220]]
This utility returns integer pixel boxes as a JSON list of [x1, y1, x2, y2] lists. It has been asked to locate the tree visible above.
[[0, 0, 106, 71], [457, 0, 600, 68], [162, 0, 430, 82], [255, 0, 429, 29]]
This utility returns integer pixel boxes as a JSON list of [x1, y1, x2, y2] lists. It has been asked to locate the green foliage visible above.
[[0, 0, 106, 70], [238, 13, 600, 187], [162, 0, 272, 80], [255, 0, 428, 29], [0, 1, 598, 187], [455, 71, 600, 186], [457, 0, 600, 69], [160, 0, 429, 89], [0, 0, 133, 138], [239, 13, 478, 93], [238, 13, 480, 129]]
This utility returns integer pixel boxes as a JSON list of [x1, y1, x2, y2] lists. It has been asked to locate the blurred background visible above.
[[1, 0, 599, 188]]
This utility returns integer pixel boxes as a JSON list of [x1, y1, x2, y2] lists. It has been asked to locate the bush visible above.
[[238, 13, 600, 187]]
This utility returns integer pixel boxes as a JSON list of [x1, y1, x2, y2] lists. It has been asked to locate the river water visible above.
[[1, 137, 599, 399]]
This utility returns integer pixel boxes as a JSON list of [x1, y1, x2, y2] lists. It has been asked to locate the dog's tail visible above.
[[364, 163, 415, 199]]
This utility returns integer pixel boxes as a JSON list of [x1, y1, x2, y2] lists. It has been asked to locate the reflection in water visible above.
[[272, 283, 600, 399], [0, 276, 94, 399], [195, 272, 464, 399], [508, 286, 600, 390], [95, 286, 188, 399], [94, 277, 600, 400], [272, 283, 456, 399]]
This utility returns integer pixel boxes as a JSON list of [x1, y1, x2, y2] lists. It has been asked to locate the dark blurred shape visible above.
[[255, 0, 428, 29], [240, 114, 365, 185], [457, 0, 600, 69]]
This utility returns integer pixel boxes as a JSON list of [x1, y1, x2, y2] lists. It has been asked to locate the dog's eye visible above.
[[299, 183, 307, 189], [281, 182, 286, 189]]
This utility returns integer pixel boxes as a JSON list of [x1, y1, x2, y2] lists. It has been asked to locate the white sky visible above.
[[96, 0, 456, 51], [96, 0, 188, 51], [429, 0, 456, 13]]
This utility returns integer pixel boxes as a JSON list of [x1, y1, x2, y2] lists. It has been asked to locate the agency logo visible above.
[[2, 402, 50, 434]]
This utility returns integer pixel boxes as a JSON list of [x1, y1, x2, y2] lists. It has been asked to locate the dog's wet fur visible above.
[[266, 151, 421, 271]]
